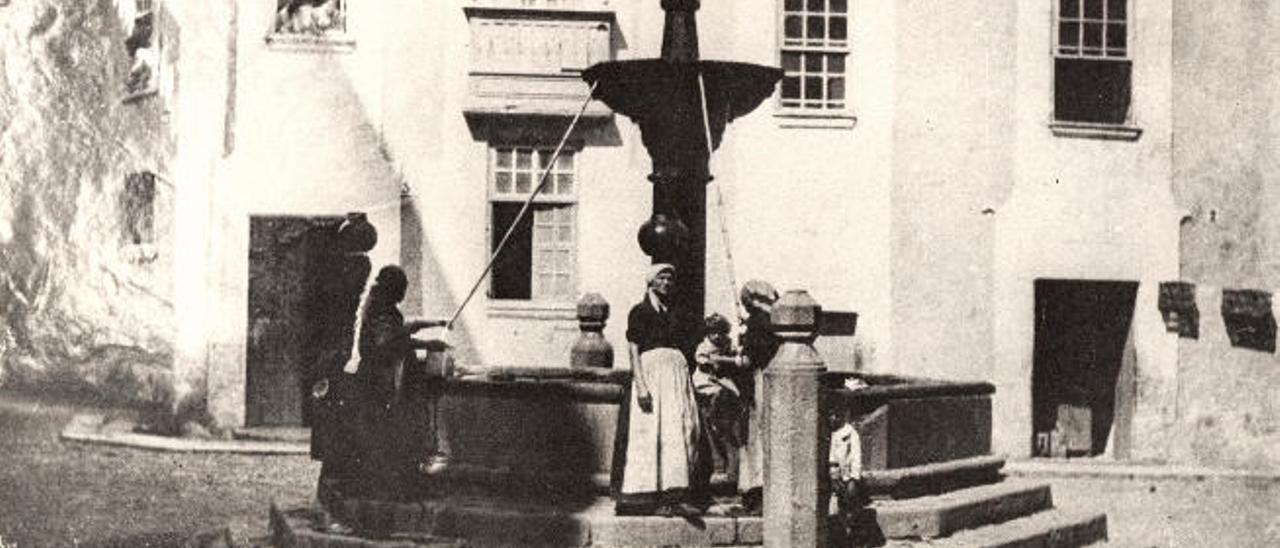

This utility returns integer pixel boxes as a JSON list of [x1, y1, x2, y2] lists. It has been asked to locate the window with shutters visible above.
[[488, 146, 577, 302]]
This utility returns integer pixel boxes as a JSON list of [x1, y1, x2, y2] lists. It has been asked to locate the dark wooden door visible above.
[[245, 216, 341, 426], [1032, 279, 1138, 457]]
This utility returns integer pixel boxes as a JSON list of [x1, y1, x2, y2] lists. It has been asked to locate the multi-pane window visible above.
[[780, 0, 849, 111], [489, 146, 577, 301], [1054, 0, 1131, 125]]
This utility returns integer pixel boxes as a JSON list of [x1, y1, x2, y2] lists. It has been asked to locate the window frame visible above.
[[1049, 0, 1143, 140], [486, 144, 580, 305], [775, 0, 856, 128], [122, 171, 157, 245], [119, 170, 162, 264], [1053, 0, 1129, 60], [265, 0, 356, 52], [119, 0, 162, 103]]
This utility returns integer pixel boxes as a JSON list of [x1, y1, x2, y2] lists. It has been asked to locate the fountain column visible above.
[[643, 0, 709, 320], [583, 0, 780, 322]]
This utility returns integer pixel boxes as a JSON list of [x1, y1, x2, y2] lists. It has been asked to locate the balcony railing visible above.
[[463, 4, 615, 118]]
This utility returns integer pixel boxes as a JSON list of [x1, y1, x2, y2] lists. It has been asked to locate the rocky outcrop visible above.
[[1, 0, 176, 408]]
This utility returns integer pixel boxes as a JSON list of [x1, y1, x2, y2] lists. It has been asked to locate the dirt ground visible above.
[[1, 389, 1277, 548], [0, 390, 318, 548], [1038, 474, 1280, 547]]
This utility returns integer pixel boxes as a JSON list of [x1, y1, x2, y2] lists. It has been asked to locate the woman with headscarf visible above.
[[734, 279, 780, 513], [349, 265, 448, 503], [614, 263, 703, 517]]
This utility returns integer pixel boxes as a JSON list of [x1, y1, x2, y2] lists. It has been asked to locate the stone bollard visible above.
[[763, 290, 828, 548], [571, 292, 614, 368]]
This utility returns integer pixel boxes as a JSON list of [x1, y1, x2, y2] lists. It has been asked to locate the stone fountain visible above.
[[270, 5, 1108, 547], [582, 0, 781, 319]]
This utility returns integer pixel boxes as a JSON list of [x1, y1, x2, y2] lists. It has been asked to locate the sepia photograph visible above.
[[1, 0, 1278, 546]]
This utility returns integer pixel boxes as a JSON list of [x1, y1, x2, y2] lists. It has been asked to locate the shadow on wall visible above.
[[400, 194, 480, 366]]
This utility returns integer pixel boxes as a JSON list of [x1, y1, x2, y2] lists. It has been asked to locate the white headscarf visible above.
[[342, 274, 376, 374], [646, 263, 675, 285]]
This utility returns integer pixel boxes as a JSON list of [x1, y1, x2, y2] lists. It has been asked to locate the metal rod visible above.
[[697, 72, 744, 317]]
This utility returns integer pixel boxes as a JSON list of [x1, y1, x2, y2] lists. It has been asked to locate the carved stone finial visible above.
[[771, 290, 822, 343], [571, 293, 613, 368]]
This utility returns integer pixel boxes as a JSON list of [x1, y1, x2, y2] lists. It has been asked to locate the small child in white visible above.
[[829, 413, 865, 517]]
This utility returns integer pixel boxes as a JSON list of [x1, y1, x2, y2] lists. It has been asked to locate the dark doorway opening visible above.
[[1032, 279, 1138, 458], [246, 215, 342, 426]]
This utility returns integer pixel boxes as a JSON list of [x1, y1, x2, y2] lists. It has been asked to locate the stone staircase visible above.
[[843, 455, 1109, 548], [267, 455, 1108, 548]]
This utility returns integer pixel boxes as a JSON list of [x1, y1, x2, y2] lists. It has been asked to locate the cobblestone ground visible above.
[[1, 389, 1277, 548], [0, 390, 318, 548]]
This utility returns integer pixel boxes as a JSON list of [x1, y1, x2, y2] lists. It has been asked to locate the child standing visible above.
[[829, 404, 869, 544], [829, 419, 865, 513]]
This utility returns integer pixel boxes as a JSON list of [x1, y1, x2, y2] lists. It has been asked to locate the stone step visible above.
[[862, 455, 1008, 500], [271, 482, 1086, 548], [270, 505, 468, 548], [881, 508, 1108, 548], [270, 498, 763, 548], [862, 480, 1053, 539], [1077, 540, 1155, 548]]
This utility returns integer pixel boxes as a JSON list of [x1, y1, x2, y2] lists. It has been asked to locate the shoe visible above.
[[314, 519, 355, 536]]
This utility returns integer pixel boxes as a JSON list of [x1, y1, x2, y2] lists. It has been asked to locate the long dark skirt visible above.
[[314, 374, 362, 508], [352, 387, 438, 502]]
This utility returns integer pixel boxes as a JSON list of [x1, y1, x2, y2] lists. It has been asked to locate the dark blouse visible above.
[[739, 312, 780, 372], [732, 311, 780, 402], [626, 295, 697, 356], [355, 302, 410, 405]]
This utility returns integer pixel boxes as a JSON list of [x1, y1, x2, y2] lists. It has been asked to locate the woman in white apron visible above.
[[614, 263, 703, 517]]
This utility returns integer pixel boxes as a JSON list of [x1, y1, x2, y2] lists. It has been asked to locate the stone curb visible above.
[[60, 413, 310, 455], [1005, 459, 1280, 483], [272, 497, 764, 548]]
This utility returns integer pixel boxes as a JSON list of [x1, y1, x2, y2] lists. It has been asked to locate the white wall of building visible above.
[[992, 0, 1182, 457], [202, 0, 897, 424]]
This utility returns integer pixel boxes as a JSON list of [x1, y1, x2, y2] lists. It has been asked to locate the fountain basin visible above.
[[583, 60, 783, 129], [582, 60, 781, 182], [430, 361, 994, 497], [824, 372, 995, 470]]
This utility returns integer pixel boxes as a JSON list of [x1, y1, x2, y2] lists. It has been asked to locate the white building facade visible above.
[[166, 0, 1279, 471]]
